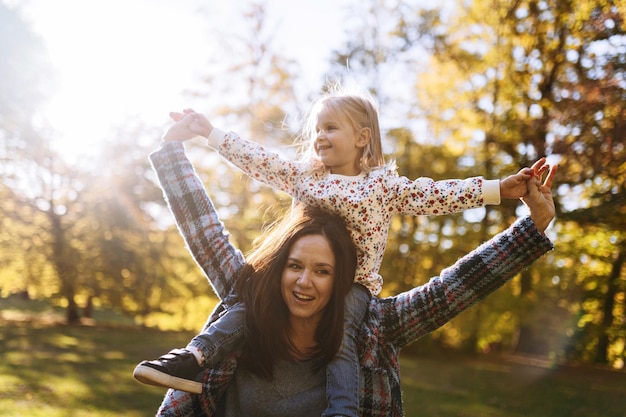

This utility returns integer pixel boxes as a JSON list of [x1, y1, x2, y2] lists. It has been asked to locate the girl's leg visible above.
[[187, 301, 245, 366], [323, 283, 370, 417], [133, 300, 245, 393]]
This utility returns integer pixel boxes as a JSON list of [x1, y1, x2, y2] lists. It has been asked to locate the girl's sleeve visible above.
[[217, 131, 304, 196], [388, 175, 498, 216], [379, 215, 553, 348], [149, 141, 245, 300]]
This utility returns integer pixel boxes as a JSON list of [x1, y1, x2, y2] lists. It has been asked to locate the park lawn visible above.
[[0, 321, 194, 417], [1, 316, 625, 416], [400, 353, 626, 417]]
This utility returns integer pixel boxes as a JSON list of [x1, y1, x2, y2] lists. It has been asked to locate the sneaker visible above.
[[133, 348, 203, 394]]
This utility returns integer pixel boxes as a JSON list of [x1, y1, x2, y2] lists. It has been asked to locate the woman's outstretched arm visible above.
[[150, 141, 245, 300], [374, 163, 557, 348]]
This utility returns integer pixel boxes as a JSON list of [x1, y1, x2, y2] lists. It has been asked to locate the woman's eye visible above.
[[288, 263, 302, 270]]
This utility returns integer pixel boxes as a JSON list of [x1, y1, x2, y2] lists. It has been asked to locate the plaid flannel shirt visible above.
[[149, 142, 553, 417]]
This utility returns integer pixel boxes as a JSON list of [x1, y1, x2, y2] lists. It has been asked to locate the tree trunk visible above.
[[83, 295, 94, 319], [66, 295, 81, 324], [594, 244, 624, 364], [514, 268, 544, 355], [49, 206, 81, 325]]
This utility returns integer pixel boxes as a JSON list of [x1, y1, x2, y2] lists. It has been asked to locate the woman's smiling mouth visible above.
[[293, 291, 315, 301]]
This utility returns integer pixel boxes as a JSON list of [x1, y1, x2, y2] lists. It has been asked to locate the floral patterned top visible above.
[[209, 129, 500, 295]]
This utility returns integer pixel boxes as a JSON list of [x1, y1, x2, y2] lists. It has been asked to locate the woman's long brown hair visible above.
[[236, 205, 357, 379]]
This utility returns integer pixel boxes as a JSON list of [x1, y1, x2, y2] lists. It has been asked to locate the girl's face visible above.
[[314, 106, 369, 176], [281, 234, 335, 328]]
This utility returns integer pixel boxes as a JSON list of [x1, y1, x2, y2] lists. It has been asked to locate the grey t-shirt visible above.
[[219, 358, 326, 416]]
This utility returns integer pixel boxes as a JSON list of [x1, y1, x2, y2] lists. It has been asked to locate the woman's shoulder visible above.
[[356, 297, 405, 365]]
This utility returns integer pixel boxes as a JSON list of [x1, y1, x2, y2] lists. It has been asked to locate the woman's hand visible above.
[[161, 109, 214, 143], [521, 161, 558, 233]]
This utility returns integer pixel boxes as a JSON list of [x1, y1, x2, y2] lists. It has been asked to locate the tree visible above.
[[80, 127, 213, 326], [326, 0, 625, 365], [0, 3, 197, 324], [187, 1, 303, 251], [0, 2, 59, 301], [396, 0, 625, 364]]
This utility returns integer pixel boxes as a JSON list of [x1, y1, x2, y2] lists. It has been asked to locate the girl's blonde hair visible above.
[[299, 88, 386, 173]]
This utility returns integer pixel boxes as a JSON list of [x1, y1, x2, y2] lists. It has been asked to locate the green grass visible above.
[[1, 299, 625, 417], [400, 353, 626, 417], [0, 321, 195, 417]]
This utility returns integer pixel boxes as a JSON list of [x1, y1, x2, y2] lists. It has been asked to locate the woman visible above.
[[137, 103, 537, 417], [143, 124, 556, 416]]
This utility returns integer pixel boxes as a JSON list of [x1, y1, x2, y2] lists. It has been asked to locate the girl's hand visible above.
[[500, 157, 549, 199]]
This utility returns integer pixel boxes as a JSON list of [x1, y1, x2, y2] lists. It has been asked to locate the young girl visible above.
[[134, 89, 538, 417]]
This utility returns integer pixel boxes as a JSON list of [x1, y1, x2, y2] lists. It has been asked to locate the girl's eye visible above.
[[288, 263, 302, 271], [316, 125, 337, 134], [316, 269, 332, 276]]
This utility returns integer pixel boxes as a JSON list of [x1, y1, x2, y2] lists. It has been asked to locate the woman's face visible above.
[[281, 234, 335, 327]]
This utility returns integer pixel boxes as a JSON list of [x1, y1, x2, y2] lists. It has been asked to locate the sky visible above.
[[12, 0, 353, 160]]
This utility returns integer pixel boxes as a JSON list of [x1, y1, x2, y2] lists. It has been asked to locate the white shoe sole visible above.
[[133, 364, 203, 394]]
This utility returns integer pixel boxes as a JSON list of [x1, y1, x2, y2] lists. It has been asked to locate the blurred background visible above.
[[1, 0, 625, 416]]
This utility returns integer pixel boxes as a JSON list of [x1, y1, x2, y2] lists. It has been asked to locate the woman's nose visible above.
[[296, 270, 312, 286]]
